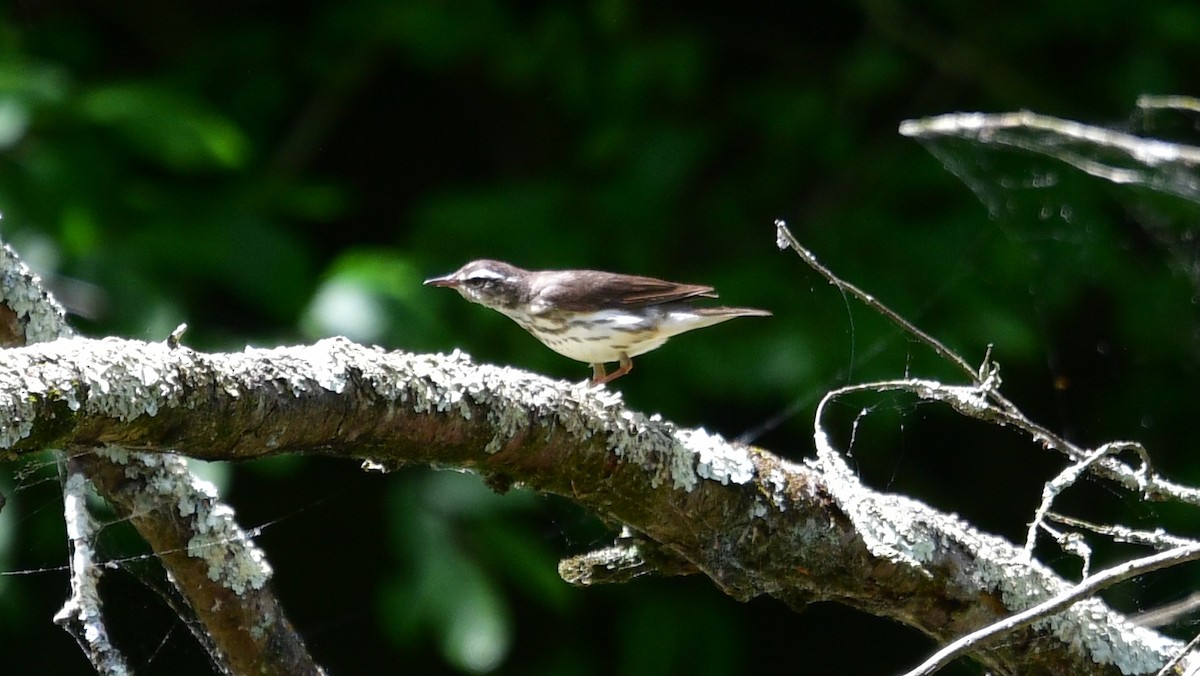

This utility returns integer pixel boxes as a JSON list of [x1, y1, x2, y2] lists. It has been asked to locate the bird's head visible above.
[[424, 259, 528, 311]]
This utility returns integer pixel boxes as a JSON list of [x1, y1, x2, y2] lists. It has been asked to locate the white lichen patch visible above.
[[72, 338, 181, 422], [365, 348, 707, 493], [8, 337, 193, 433], [93, 445, 131, 465], [288, 336, 363, 394], [959, 527, 1178, 675], [389, 349, 478, 415], [0, 244, 72, 343], [814, 425, 1179, 674], [61, 471, 91, 541], [766, 468, 789, 512], [688, 428, 754, 486], [1, 338, 770, 506], [187, 499, 272, 595], [127, 452, 272, 595], [376, 348, 769, 495]]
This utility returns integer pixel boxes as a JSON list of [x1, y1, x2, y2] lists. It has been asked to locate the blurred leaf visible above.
[[0, 99, 30, 149], [0, 57, 70, 149], [301, 248, 441, 343], [472, 516, 572, 611], [78, 82, 249, 171], [433, 559, 511, 673], [381, 474, 524, 672], [418, 471, 537, 515], [0, 57, 70, 106]]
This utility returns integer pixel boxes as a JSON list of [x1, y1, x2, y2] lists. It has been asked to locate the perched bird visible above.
[[424, 259, 770, 385]]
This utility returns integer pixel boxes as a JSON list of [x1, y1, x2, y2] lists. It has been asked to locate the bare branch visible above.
[[779, 222, 1200, 672], [1024, 442, 1149, 558], [0, 243, 321, 675], [775, 224, 1200, 512], [898, 110, 1200, 202], [53, 468, 130, 675], [0, 243, 133, 672], [0, 335, 1187, 674], [1047, 513, 1200, 552], [901, 543, 1200, 676], [775, 219, 983, 383]]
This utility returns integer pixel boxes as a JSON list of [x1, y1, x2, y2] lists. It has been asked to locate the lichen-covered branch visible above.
[[0, 335, 1188, 674], [53, 468, 130, 675], [0, 242, 134, 675], [0, 243, 320, 676]]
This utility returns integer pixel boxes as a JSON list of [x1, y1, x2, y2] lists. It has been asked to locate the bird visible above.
[[424, 259, 770, 385]]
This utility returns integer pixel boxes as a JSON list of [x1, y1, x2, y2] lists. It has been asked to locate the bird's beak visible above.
[[423, 274, 458, 288]]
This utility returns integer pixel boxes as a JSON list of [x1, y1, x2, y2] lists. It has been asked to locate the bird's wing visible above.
[[531, 270, 717, 312]]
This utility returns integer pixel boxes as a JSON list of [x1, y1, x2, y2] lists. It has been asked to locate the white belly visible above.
[[505, 308, 727, 365], [539, 328, 669, 364]]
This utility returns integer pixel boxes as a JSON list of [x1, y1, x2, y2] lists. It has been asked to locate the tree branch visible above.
[[0, 244, 321, 675], [0, 335, 1189, 674]]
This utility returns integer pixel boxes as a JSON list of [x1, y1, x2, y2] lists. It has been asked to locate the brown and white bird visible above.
[[424, 259, 770, 385]]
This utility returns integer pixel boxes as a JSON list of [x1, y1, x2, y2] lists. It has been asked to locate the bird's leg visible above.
[[592, 353, 633, 386], [590, 363, 608, 385]]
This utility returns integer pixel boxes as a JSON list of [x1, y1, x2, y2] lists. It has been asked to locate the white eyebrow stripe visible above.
[[467, 269, 507, 281]]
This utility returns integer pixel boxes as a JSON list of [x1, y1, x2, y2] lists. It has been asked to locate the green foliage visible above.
[[380, 472, 555, 672], [79, 82, 249, 171], [2, 1, 1200, 674]]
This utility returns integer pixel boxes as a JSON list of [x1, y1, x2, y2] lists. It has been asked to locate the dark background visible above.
[[3, 1, 1200, 674]]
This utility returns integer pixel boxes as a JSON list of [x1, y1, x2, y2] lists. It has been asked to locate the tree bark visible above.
[[0, 243, 322, 676], [0, 335, 1187, 675]]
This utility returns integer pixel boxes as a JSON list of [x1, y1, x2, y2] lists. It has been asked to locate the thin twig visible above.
[[1046, 513, 1200, 552], [779, 221, 1200, 672], [775, 219, 982, 383], [775, 219, 1200, 510], [1156, 629, 1200, 676], [901, 543, 1200, 676], [1024, 442, 1145, 557]]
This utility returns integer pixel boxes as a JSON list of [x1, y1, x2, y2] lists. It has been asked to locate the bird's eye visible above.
[[464, 276, 492, 288]]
